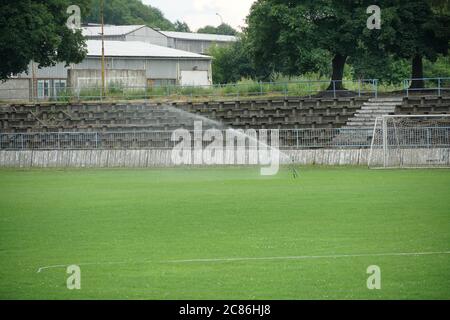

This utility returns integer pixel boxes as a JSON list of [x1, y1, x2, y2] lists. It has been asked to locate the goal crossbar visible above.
[[368, 115, 450, 169]]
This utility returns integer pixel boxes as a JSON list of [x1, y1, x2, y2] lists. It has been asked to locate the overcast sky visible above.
[[143, 0, 256, 31]]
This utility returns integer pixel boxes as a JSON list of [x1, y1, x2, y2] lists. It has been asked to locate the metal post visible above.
[[358, 79, 361, 97], [308, 80, 311, 98], [374, 80, 378, 98], [31, 61, 37, 102], [333, 81, 336, 99], [404, 80, 409, 97], [382, 116, 388, 168], [100, 0, 106, 100], [438, 78, 441, 97]]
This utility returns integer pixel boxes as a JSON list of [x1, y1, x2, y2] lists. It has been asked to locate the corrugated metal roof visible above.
[[82, 25, 237, 43], [160, 31, 237, 42], [86, 40, 211, 59], [82, 25, 145, 37]]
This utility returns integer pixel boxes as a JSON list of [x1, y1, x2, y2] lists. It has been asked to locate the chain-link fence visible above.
[[0, 79, 380, 103], [2, 127, 449, 151], [0, 128, 379, 150]]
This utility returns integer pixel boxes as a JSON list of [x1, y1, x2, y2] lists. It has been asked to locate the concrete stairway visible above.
[[332, 97, 403, 147], [345, 97, 403, 129]]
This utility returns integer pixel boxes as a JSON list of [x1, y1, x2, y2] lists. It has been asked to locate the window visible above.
[[148, 79, 177, 87], [37, 79, 67, 99], [37, 80, 50, 99], [54, 80, 67, 97]]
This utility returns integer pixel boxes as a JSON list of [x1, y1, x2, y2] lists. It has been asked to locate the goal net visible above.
[[368, 115, 450, 169]]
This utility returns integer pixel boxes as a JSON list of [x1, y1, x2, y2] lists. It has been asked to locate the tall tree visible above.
[[86, 0, 175, 30], [245, 0, 375, 90], [384, 0, 449, 88], [208, 40, 255, 84], [197, 23, 237, 35], [174, 20, 191, 32], [0, 0, 90, 80]]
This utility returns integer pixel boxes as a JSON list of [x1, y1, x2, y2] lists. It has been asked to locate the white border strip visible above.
[[167, 251, 450, 263], [36, 250, 450, 273]]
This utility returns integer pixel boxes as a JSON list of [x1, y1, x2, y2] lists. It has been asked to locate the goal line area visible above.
[[368, 115, 450, 169]]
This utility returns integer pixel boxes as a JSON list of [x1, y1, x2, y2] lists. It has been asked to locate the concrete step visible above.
[[368, 98, 403, 103], [346, 122, 376, 126], [363, 103, 401, 106], [361, 103, 398, 107], [357, 111, 395, 115], [359, 106, 396, 110], [359, 107, 395, 110], [350, 114, 381, 118], [363, 106, 400, 110], [341, 98, 402, 130], [361, 105, 396, 109]]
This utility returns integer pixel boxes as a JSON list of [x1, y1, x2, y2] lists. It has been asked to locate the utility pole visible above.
[[101, 0, 106, 99], [31, 61, 37, 102], [216, 13, 223, 25]]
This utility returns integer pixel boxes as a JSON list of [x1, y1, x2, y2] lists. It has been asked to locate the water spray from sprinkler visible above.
[[290, 158, 299, 179]]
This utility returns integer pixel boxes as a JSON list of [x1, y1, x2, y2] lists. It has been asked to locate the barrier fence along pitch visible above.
[[1, 127, 449, 150]]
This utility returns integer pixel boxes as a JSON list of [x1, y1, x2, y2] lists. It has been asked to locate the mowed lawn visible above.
[[0, 167, 449, 300]]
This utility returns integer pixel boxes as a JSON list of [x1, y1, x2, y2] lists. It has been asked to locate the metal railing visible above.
[[2, 127, 449, 151], [0, 128, 406, 150], [1, 77, 449, 103], [0, 79, 379, 103], [403, 77, 450, 97]]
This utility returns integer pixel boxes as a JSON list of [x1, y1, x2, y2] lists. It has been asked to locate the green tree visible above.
[[245, 0, 377, 90], [0, 0, 90, 80], [349, 53, 410, 85], [424, 55, 450, 78], [208, 41, 255, 84], [86, 0, 175, 30], [216, 24, 238, 36], [382, 0, 449, 88], [430, 0, 450, 15], [197, 23, 237, 35], [174, 20, 191, 32]]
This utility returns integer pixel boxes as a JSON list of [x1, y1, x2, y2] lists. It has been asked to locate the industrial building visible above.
[[159, 30, 237, 54], [0, 36, 213, 102], [0, 24, 239, 101], [82, 24, 238, 54], [82, 25, 169, 47]]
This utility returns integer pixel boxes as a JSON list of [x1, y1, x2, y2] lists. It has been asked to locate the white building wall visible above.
[[170, 38, 233, 54], [0, 79, 30, 101], [125, 28, 168, 47], [1, 56, 212, 98]]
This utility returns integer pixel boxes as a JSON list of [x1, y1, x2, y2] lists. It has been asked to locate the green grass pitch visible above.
[[0, 166, 449, 299]]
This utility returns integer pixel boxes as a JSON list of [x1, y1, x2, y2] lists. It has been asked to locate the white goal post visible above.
[[368, 115, 450, 169]]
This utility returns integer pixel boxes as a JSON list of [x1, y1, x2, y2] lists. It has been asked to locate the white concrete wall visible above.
[[68, 69, 147, 89], [126, 27, 168, 47], [2, 148, 447, 168], [0, 149, 372, 168], [0, 79, 30, 101]]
